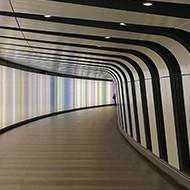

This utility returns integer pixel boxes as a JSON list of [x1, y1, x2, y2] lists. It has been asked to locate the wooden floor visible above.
[[0, 106, 185, 190]]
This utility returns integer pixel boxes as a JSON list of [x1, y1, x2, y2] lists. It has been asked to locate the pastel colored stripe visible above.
[[0, 65, 114, 130]]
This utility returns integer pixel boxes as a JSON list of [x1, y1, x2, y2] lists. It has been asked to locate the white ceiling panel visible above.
[[17, 18, 156, 41], [12, 0, 188, 28], [151, 0, 190, 4], [29, 47, 124, 58], [0, 0, 189, 80], [0, 0, 13, 11], [0, 39, 28, 46], [23, 33, 137, 49], [0, 50, 109, 78], [177, 21, 190, 32], [0, 16, 19, 27], [0, 28, 25, 38], [0, 48, 32, 57]]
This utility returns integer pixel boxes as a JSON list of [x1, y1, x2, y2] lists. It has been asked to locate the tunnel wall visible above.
[[0, 65, 114, 130], [112, 36, 190, 179], [114, 63, 190, 170]]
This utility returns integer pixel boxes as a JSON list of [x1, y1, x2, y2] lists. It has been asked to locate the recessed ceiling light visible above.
[[44, 15, 51, 18], [143, 2, 153, 6], [119, 22, 126, 26], [105, 36, 110, 39]]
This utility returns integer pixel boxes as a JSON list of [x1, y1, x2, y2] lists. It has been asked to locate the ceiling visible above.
[[0, 0, 190, 81]]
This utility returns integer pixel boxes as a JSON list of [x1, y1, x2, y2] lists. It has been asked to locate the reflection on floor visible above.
[[0, 107, 186, 190]]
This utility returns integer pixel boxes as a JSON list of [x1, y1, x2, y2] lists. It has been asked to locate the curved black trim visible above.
[[107, 68, 132, 135], [124, 66, 141, 143], [106, 70, 124, 130], [107, 66, 131, 133], [170, 72, 190, 172], [141, 42, 189, 172], [2, 10, 190, 54], [105, 68, 126, 131], [106, 69, 132, 136], [162, 29, 190, 54], [48, 0, 190, 19], [0, 26, 182, 73], [127, 50, 168, 161], [122, 74, 133, 137], [119, 57, 152, 151]]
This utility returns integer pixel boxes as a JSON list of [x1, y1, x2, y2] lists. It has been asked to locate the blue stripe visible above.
[[65, 78, 70, 109], [50, 76, 55, 112]]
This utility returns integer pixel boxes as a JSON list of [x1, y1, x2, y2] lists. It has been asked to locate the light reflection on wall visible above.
[[0, 65, 114, 129]]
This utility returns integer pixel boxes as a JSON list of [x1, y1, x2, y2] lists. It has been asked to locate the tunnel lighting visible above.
[[143, 2, 153, 6], [105, 36, 110, 39], [119, 22, 126, 26], [44, 15, 51, 18]]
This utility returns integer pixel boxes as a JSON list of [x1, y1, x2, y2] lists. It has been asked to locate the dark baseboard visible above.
[[0, 104, 114, 134], [119, 127, 190, 190]]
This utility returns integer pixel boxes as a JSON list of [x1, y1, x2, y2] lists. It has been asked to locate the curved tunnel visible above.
[[1, 0, 190, 189]]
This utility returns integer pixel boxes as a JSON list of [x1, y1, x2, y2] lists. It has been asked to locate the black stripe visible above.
[[107, 68, 128, 132], [124, 76, 133, 137], [1, 11, 190, 56], [123, 67, 140, 143], [143, 42, 190, 172], [128, 50, 168, 161], [0, 11, 178, 34], [170, 74, 190, 172], [120, 56, 152, 150], [106, 71, 125, 130], [48, 0, 190, 18]]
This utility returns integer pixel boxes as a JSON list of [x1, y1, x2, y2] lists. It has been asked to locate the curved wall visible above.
[[0, 65, 114, 130], [1, 0, 190, 188], [107, 33, 190, 187]]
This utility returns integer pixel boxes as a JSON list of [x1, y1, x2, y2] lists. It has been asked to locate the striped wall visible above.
[[0, 65, 114, 130], [114, 52, 190, 174]]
